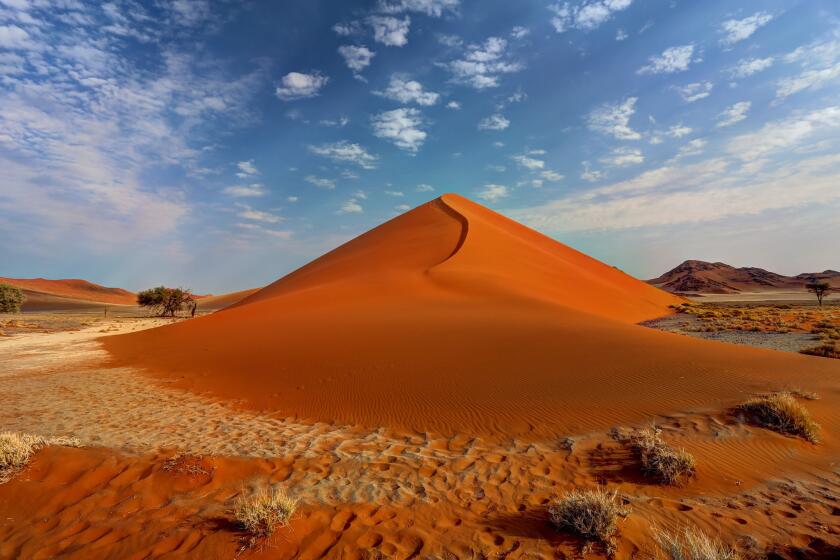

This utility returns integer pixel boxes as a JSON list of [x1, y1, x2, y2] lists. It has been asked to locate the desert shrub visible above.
[[234, 485, 298, 537], [800, 342, 840, 359], [737, 393, 819, 443], [629, 426, 695, 485], [549, 488, 630, 553], [0, 284, 25, 313], [137, 286, 195, 317], [1, 432, 80, 483], [654, 527, 740, 560]]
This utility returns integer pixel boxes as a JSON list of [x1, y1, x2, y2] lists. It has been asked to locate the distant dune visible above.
[[196, 288, 259, 311], [648, 260, 840, 294], [0, 277, 136, 311], [104, 195, 840, 438]]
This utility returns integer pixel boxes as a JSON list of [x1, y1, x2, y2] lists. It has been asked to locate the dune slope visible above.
[[103, 194, 840, 437], [1, 277, 135, 306]]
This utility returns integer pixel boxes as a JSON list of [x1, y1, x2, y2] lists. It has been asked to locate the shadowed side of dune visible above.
[[102, 195, 840, 438]]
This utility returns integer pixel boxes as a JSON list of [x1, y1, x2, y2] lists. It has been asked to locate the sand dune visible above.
[[103, 194, 840, 438], [196, 288, 260, 311], [2, 277, 136, 312]]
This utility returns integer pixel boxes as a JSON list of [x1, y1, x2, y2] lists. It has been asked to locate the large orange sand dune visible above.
[[104, 194, 840, 438]]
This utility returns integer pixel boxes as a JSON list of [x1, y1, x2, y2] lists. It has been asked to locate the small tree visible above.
[[0, 284, 25, 313], [806, 280, 831, 306], [137, 286, 195, 317]]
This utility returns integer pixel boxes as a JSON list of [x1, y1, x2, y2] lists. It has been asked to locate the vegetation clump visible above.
[[234, 485, 298, 538], [137, 286, 196, 317], [1, 432, 81, 483], [0, 284, 25, 313], [629, 426, 696, 485], [800, 342, 840, 359], [549, 488, 630, 554], [737, 393, 820, 442], [654, 526, 740, 560]]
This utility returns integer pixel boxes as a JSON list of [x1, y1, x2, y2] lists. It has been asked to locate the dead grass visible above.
[[1, 432, 81, 483], [234, 485, 298, 538], [654, 526, 740, 560], [549, 488, 630, 554], [630, 426, 696, 485], [737, 393, 820, 443], [800, 342, 840, 359]]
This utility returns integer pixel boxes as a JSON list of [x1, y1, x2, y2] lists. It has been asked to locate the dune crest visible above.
[[103, 195, 840, 438]]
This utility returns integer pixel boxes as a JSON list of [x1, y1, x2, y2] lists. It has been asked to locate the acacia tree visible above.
[[806, 280, 831, 306], [0, 284, 25, 313], [137, 286, 195, 317]]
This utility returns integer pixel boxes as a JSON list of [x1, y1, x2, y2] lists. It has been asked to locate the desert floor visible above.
[[1, 307, 839, 559]]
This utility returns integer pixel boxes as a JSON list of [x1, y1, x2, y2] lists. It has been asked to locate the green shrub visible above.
[[0, 284, 25, 313]]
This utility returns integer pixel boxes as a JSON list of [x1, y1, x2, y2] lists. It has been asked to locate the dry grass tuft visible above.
[[630, 426, 696, 485], [738, 393, 819, 443], [549, 488, 630, 554], [234, 485, 298, 538], [1, 432, 81, 483], [654, 526, 740, 560], [800, 342, 840, 359]]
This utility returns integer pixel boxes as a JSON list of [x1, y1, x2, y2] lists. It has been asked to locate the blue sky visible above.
[[1, 0, 839, 293]]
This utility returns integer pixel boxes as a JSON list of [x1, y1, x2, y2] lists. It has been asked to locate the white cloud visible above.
[[338, 45, 375, 73], [729, 57, 774, 79], [236, 159, 258, 177], [375, 75, 439, 105], [371, 108, 426, 152], [716, 101, 751, 128], [275, 71, 329, 100], [720, 12, 773, 47], [338, 198, 363, 214], [439, 37, 523, 89], [637, 44, 696, 75], [581, 161, 604, 182], [368, 16, 410, 47], [776, 38, 840, 100], [333, 21, 364, 36], [238, 208, 282, 223], [600, 147, 644, 166], [616, 29, 628, 41], [353, 190, 368, 200], [511, 26, 529, 39], [726, 106, 840, 161], [319, 116, 350, 127], [587, 97, 640, 140], [224, 184, 265, 197], [0, 24, 36, 50], [446, 100, 461, 109], [385, 190, 404, 196], [541, 170, 564, 182], [512, 154, 544, 170], [417, 183, 435, 192], [476, 184, 508, 202], [309, 141, 379, 169], [287, 196, 299, 203], [676, 138, 706, 158], [304, 175, 336, 189], [667, 124, 692, 138], [549, 0, 633, 33], [395, 203, 411, 212], [236, 222, 293, 240], [478, 114, 509, 131], [377, 0, 459, 17], [512, 154, 840, 234], [674, 81, 713, 103]]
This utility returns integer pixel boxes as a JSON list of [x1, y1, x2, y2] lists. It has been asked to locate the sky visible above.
[[1, 0, 839, 294]]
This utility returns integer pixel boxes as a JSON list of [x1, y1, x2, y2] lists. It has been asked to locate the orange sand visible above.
[[103, 194, 840, 438], [1, 277, 135, 306]]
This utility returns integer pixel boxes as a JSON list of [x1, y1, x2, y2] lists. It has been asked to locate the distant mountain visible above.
[[0, 277, 136, 307], [648, 261, 840, 294]]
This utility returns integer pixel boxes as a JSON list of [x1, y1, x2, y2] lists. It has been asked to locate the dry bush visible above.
[[629, 426, 695, 485], [234, 485, 298, 538], [737, 393, 819, 443], [1, 432, 80, 483], [800, 342, 840, 359], [549, 488, 630, 554], [654, 527, 740, 560]]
